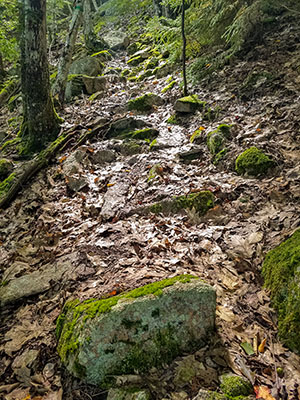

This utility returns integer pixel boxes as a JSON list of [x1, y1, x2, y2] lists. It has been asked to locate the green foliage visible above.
[[0, 0, 18, 65]]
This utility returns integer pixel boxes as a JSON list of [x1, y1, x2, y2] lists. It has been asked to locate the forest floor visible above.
[[0, 13, 300, 400]]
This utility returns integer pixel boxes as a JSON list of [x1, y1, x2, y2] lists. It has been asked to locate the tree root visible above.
[[0, 118, 114, 210]]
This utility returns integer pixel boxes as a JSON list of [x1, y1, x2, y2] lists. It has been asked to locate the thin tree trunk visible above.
[[0, 51, 5, 81], [182, 0, 188, 96], [19, 0, 60, 154], [83, 0, 95, 51], [52, 0, 84, 106]]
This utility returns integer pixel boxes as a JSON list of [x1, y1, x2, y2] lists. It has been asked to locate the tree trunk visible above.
[[83, 0, 97, 51], [0, 51, 5, 82], [52, 0, 83, 106], [19, 0, 60, 154], [182, 0, 188, 96]]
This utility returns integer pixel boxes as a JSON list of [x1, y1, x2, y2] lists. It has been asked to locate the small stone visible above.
[[220, 374, 253, 397], [127, 93, 164, 112], [235, 147, 274, 176], [66, 175, 88, 192], [82, 76, 107, 94], [92, 149, 116, 164], [174, 95, 206, 113]]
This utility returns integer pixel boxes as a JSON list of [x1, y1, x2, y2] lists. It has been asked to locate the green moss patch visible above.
[[220, 375, 252, 398], [174, 95, 206, 113], [0, 172, 16, 199], [149, 191, 214, 216], [262, 229, 300, 352], [235, 147, 274, 176], [162, 80, 176, 94]]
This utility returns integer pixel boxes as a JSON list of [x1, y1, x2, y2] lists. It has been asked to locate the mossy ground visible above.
[[262, 229, 300, 352], [56, 275, 198, 365], [235, 147, 273, 176]]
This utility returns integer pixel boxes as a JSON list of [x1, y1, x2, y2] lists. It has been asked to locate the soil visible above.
[[0, 12, 299, 400]]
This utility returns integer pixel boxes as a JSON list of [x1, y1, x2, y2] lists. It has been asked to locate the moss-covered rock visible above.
[[56, 275, 216, 386], [220, 374, 252, 398], [0, 159, 13, 181], [127, 55, 144, 67], [235, 147, 274, 176], [91, 50, 113, 62], [107, 388, 150, 400], [174, 95, 206, 113], [144, 57, 159, 71], [127, 93, 164, 112], [0, 172, 16, 199], [262, 229, 300, 352], [149, 191, 214, 216], [162, 80, 176, 93]]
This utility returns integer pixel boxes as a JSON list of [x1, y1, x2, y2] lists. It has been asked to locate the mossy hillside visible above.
[[0, 159, 13, 181], [149, 191, 214, 216], [235, 147, 274, 176], [262, 229, 300, 352], [56, 275, 198, 365]]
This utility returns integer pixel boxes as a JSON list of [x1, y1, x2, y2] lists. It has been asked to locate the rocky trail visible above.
[[0, 16, 300, 400]]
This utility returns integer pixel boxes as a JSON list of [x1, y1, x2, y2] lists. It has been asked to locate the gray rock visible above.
[[108, 117, 150, 138], [56, 276, 216, 386], [100, 180, 130, 220], [103, 31, 130, 51], [69, 56, 103, 76], [107, 388, 150, 400], [92, 149, 116, 164], [0, 261, 72, 307], [82, 76, 107, 94], [66, 175, 88, 192]]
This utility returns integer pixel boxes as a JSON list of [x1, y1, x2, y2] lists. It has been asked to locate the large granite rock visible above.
[[103, 30, 130, 50], [56, 275, 216, 386]]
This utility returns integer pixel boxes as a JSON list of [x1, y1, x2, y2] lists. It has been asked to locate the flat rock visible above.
[[0, 260, 72, 307], [56, 276, 216, 386], [103, 30, 130, 50], [82, 76, 107, 94]]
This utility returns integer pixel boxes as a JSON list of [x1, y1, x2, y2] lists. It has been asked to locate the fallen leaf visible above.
[[240, 341, 255, 356], [258, 338, 267, 353], [254, 386, 276, 400]]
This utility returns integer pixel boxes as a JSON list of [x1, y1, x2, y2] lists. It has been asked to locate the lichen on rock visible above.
[[262, 229, 300, 352], [235, 147, 274, 176], [56, 275, 216, 386]]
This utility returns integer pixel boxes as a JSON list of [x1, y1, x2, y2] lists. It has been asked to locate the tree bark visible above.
[[182, 0, 188, 96], [19, 0, 60, 154], [83, 0, 97, 51], [0, 51, 5, 82], [52, 0, 83, 106]]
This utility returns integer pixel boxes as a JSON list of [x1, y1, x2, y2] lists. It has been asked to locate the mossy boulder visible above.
[[107, 117, 150, 139], [0, 159, 13, 181], [220, 374, 252, 398], [149, 191, 214, 216], [174, 95, 206, 113], [207, 124, 231, 156], [107, 388, 150, 400], [127, 93, 164, 112], [262, 229, 300, 352], [235, 147, 274, 176], [69, 56, 103, 77], [56, 275, 216, 386], [82, 76, 106, 94]]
